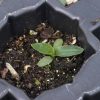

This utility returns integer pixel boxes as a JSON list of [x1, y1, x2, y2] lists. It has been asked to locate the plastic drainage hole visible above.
[[1, 93, 16, 100], [92, 26, 100, 41], [83, 95, 91, 100]]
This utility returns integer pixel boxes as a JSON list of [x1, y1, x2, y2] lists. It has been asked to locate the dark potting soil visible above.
[[0, 22, 84, 99]]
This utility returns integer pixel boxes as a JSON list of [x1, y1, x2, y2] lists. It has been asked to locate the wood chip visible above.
[[1, 68, 8, 79], [6, 62, 19, 80], [24, 65, 31, 73]]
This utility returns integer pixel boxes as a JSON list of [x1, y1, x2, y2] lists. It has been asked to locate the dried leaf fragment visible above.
[[6, 62, 19, 80], [35, 79, 41, 86]]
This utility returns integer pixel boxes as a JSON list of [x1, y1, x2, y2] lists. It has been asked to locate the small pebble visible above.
[[38, 86, 41, 89], [73, 68, 76, 71], [8, 48, 12, 51], [63, 72, 65, 75], [21, 48, 24, 51], [31, 54, 34, 58], [29, 30, 38, 35], [31, 91, 34, 94], [28, 83, 32, 89], [50, 78, 54, 80], [57, 74, 60, 77], [56, 70, 59, 73], [46, 79, 50, 82]]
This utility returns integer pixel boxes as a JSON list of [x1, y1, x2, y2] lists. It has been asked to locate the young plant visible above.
[[59, 0, 78, 5], [31, 39, 84, 67]]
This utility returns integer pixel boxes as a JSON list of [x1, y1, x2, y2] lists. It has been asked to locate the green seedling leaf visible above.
[[59, 0, 67, 5], [35, 79, 41, 86], [55, 45, 84, 57], [37, 56, 53, 67], [31, 43, 55, 56], [53, 39, 63, 49], [59, 0, 76, 5]]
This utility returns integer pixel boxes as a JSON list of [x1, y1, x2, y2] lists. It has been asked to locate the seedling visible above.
[[59, 0, 78, 5], [31, 39, 84, 67]]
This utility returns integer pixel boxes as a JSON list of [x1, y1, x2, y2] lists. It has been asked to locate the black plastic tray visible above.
[[0, 0, 100, 100]]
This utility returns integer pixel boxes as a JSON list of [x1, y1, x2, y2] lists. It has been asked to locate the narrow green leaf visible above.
[[31, 43, 55, 56], [59, 0, 67, 5], [55, 45, 84, 57], [37, 56, 53, 67], [53, 39, 63, 49]]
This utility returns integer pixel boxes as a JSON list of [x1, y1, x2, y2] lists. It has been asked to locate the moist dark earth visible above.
[[0, 22, 84, 99]]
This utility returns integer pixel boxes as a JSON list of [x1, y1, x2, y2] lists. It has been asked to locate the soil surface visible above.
[[0, 22, 84, 99]]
